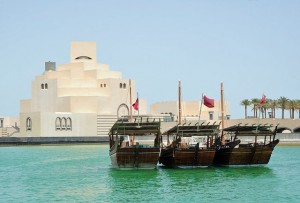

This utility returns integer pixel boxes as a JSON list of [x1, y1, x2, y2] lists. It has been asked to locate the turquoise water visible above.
[[1, 145, 300, 202]]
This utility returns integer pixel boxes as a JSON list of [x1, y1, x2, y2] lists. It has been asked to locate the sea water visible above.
[[1, 145, 299, 202]]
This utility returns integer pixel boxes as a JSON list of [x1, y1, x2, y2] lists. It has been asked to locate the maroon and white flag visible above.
[[132, 98, 139, 111], [260, 94, 266, 104], [203, 95, 214, 108]]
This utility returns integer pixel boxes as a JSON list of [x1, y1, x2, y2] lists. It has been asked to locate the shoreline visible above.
[[0, 136, 109, 146], [278, 143, 300, 146], [1, 136, 300, 146]]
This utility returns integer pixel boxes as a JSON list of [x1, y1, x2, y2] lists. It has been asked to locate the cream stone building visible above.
[[150, 100, 231, 123], [19, 42, 146, 137], [3, 41, 230, 139], [0, 117, 19, 136]]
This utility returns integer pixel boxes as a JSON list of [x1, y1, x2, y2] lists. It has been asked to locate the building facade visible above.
[[19, 42, 145, 137], [0, 117, 19, 136], [150, 100, 230, 123]]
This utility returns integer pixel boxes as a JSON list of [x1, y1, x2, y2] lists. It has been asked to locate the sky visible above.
[[0, 0, 299, 119]]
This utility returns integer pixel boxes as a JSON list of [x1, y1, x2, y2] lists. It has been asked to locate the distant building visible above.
[[19, 42, 145, 137], [150, 100, 231, 123], [0, 117, 19, 136]]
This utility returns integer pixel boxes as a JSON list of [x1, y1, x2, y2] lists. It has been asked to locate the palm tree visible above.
[[240, 97, 300, 119], [268, 99, 277, 118], [261, 99, 271, 118], [251, 98, 260, 118], [295, 100, 300, 119], [277, 96, 289, 119], [240, 99, 251, 118], [288, 100, 296, 119]]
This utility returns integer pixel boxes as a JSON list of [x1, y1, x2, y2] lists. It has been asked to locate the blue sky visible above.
[[0, 0, 299, 118]]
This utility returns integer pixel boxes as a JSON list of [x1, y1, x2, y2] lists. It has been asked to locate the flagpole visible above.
[[178, 81, 182, 125], [129, 80, 134, 145], [256, 94, 264, 132], [220, 82, 226, 145], [129, 79, 133, 122], [256, 106, 261, 132], [197, 94, 204, 131], [221, 82, 225, 129], [137, 92, 140, 126]]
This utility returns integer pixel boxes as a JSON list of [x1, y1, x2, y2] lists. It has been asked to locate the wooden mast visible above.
[[221, 81, 225, 129], [129, 79, 133, 122], [220, 81, 226, 144], [129, 79, 134, 145], [178, 80, 182, 125]]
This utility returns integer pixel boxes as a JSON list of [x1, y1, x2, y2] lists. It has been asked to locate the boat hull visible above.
[[213, 139, 279, 165], [110, 147, 160, 169], [159, 147, 216, 168]]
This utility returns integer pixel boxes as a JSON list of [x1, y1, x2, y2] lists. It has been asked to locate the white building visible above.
[[150, 100, 230, 123], [0, 117, 19, 136], [19, 42, 146, 137], [1, 41, 231, 139]]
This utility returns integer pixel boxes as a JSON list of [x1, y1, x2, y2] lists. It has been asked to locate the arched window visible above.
[[61, 117, 67, 130], [100, 84, 103, 88], [45, 83, 48, 89], [66, 117, 72, 130], [75, 56, 92, 60], [104, 84, 106, 87], [26, 117, 32, 131], [55, 117, 62, 130], [117, 103, 129, 119], [41, 84, 44, 89], [123, 83, 126, 89], [120, 83, 122, 88]]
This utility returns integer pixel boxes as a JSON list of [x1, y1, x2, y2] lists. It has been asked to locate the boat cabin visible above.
[[162, 121, 221, 149], [221, 124, 278, 147], [108, 118, 162, 168]]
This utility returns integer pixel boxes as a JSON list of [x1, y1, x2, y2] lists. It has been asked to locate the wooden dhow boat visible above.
[[109, 118, 161, 169], [213, 124, 279, 166], [159, 122, 220, 168]]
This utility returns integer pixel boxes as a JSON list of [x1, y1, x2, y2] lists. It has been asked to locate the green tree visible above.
[[277, 96, 289, 119], [251, 98, 260, 118], [261, 98, 271, 118], [288, 100, 296, 119], [268, 99, 277, 118], [240, 99, 251, 118], [295, 100, 300, 119]]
